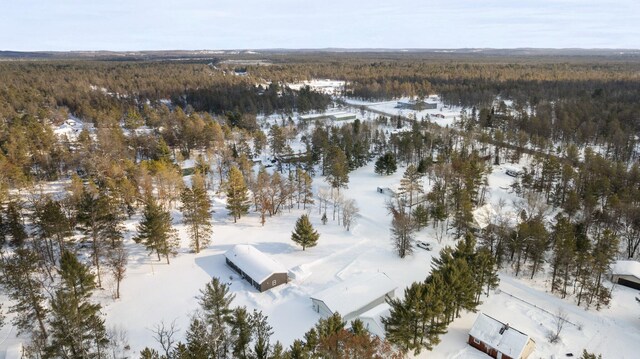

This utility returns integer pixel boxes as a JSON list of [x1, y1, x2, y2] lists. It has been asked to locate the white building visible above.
[[329, 112, 357, 121], [358, 303, 391, 338], [611, 260, 640, 290], [310, 272, 397, 322]]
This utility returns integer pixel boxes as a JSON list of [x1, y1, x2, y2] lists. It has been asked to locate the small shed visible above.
[[225, 245, 288, 292], [611, 260, 640, 290], [310, 272, 397, 323], [358, 303, 391, 338], [468, 313, 535, 359]]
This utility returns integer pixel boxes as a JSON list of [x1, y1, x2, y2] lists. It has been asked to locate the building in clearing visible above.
[[396, 100, 437, 110], [468, 313, 536, 359], [310, 272, 397, 323], [611, 260, 640, 290], [330, 112, 357, 121], [225, 245, 288, 292], [358, 303, 391, 338]]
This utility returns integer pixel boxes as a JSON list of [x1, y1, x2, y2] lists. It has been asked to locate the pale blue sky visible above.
[[1, 0, 639, 51]]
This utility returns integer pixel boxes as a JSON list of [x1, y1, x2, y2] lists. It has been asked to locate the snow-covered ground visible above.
[[287, 79, 346, 96], [344, 95, 463, 128], [3, 105, 640, 358], [99, 159, 640, 357]]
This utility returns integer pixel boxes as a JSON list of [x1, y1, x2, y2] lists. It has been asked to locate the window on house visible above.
[[272, 280, 277, 286], [473, 338, 480, 345]]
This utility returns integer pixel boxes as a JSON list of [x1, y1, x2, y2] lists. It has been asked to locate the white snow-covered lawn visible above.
[[94, 160, 640, 358]]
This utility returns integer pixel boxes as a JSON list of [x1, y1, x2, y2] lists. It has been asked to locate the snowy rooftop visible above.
[[359, 303, 391, 332], [224, 245, 288, 283], [472, 203, 498, 229], [330, 112, 356, 119], [612, 260, 640, 278], [310, 272, 397, 318], [469, 313, 531, 358]]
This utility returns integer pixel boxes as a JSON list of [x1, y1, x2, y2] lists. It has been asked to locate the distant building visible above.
[[468, 313, 536, 359], [611, 260, 640, 290], [396, 100, 437, 110], [358, 303, 391, 338], [330, 112, 357, 121], [310, 272, 397, 322], [225, 245, 288, 292]]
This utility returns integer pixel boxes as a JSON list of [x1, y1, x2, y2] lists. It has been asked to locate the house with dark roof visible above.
[[611, 260, 640, 290], [225, 245, 288, 292]]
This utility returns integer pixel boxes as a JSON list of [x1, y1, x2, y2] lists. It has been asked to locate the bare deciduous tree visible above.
[[151, 320, 180, 358], [388, 199, 416, 258], [342, 198, 359, 231], [548, 308, 569, 343], [109, 245, 128, 299]]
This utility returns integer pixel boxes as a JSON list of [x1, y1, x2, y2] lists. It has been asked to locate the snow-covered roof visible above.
[[330, 112, 356, 119], [612, 260, 640, 278], [469, 313, 532, 359], [473, 203, 498, 229], [359, 303, 391, 337], [225, 245, 287, 283], [310, 272, 397, 318]]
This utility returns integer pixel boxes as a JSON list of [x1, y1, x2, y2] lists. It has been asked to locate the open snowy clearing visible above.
[[344, 96, 463, 128]]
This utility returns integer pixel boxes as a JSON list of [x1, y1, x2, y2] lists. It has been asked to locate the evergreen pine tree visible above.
[[180, 173, 213, 253], [230, 307, 252, 359], [226, 166, 250, 223], [399, 164, 423, 209], [374, 152, 397, 175], [77, 185, 123, 287], [383, 292, 414, 354], [0, 248, 48, 338], [291, 214, 319, 250], [134, 196, 178, 264], [184, 317, 210, 358], [5, 201, 27, 247], [197, 277, 235, 357], [32, 197, 72, 265], [45, 251, 108, 358], [251, 309, 273, 359], [325, 146, 349, 192]]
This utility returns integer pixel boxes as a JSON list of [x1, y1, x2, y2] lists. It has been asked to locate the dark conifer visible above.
[[291, 214, 319, 250]]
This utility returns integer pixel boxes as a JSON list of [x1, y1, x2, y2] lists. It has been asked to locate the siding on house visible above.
[[309, 272, 397, 322], [224, 245, 288, 292]]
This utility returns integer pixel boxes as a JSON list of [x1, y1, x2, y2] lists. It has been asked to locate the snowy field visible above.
[[286, 79, 346, 96], [344, 95, 463, 128]]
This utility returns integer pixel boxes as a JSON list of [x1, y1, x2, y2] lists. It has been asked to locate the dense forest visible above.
[[0, 53, 637, 357]]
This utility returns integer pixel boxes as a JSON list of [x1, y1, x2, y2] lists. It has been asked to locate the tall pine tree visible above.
[[291, 214, 319, 251], [226, 166, 250, 223], [181, 173, 213, 253], [45, 251, 108, 358], [134, 196, 178, 264]]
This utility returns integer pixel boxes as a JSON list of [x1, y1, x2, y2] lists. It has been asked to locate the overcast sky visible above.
[[1, 0, 639, 51]]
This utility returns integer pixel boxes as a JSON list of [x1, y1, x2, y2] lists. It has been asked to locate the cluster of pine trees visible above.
[[384, 235, 498, 355]]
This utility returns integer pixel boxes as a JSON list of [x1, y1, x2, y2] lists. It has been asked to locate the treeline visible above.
[[139, 278, 403, 359], [384, 236, 498, 355], [471, 96, 640, 163], [184, 83, 331, 116]]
